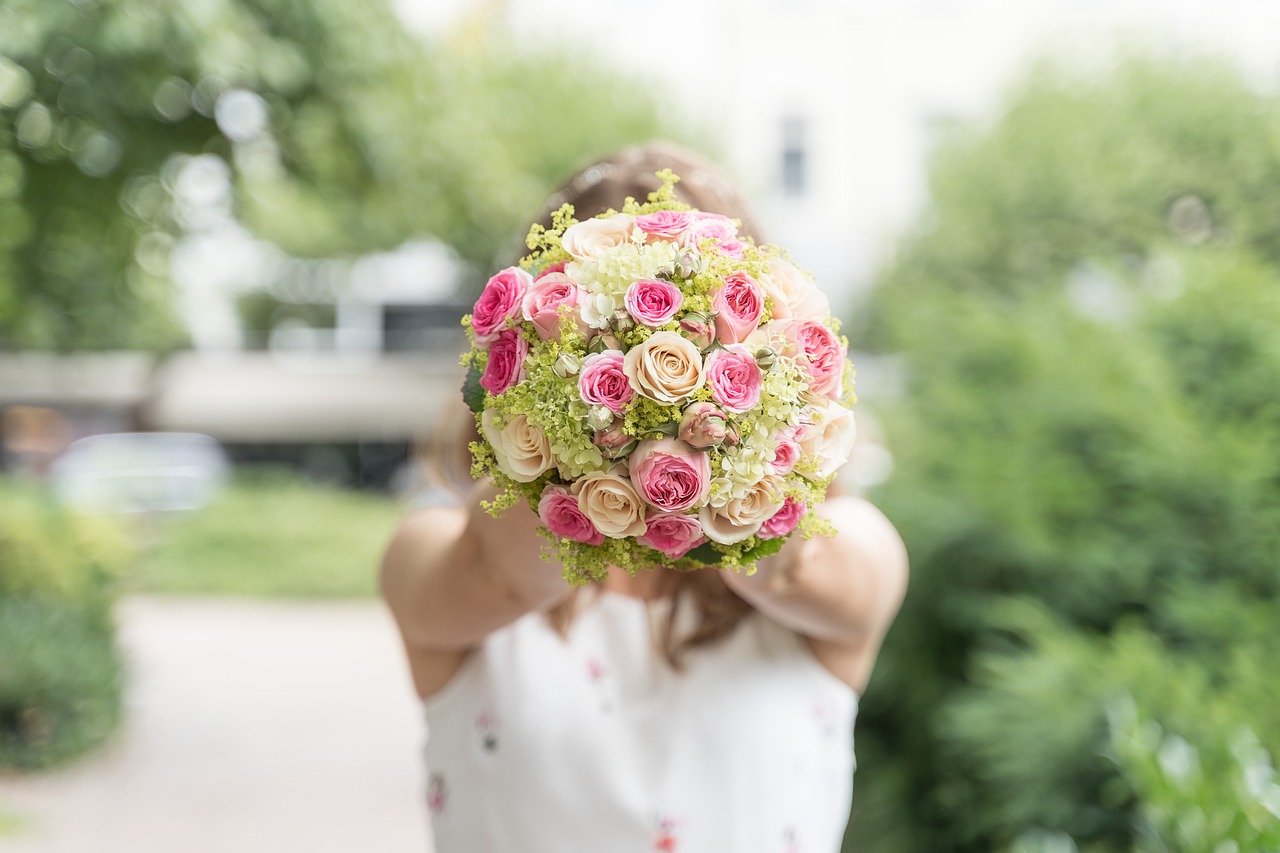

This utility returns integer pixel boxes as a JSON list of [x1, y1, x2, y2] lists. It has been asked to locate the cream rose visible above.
[[760, 258, 830, 321], [798, 402, 857, 480], [623, 331, 706, 405], [560, 213, 636, 261], [480, 409, 554, 483], [698, 473, 786, 544], [572, 466, 648, 538]]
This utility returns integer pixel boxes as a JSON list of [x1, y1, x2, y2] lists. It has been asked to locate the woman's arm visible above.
[[380, 481, 571, 655], [720, 495, 908, 692]]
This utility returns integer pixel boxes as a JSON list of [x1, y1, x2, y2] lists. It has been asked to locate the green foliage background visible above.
[[847, 58, 1280, 852], [0, 479, 130, 769], [0, 0, 681, 350]]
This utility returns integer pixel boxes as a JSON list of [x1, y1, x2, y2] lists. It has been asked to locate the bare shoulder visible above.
[[382, 503, 469, 569]]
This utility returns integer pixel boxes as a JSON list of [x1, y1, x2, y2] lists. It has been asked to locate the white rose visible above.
[[623, 331, 706, 405], [560, 214, 637, 261], [572, 466, 647, 538], [699, 474, 785, 544], [481, 410, 554, 483], [798, 402, 856, 480], [760, 258, 829, 321]]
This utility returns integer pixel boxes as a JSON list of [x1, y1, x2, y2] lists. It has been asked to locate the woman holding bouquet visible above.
[[381, 144, 907, 853]]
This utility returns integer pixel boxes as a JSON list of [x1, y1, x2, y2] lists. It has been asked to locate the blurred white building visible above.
[[397, 0, 1280, 313]]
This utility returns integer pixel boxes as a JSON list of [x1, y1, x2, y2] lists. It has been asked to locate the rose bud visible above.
[[674, 248, 703, 279], [754, 347, 777, 371], [553, 352, 581, 378], [589, 332, 622, 354], [592, 421, 636, 458], [678, 312, 715, 351], [587, 405, 615, 431], [678, 401, 733, 448], [613, 312, 636, 333]]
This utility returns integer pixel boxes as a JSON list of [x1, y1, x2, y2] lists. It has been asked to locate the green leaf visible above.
[[461, 365, 485, 415], [739, 535, 786, 564]]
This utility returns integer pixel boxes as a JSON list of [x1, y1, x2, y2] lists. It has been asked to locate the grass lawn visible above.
[[0, 805, 25, 836], [132, 469, 408, 598]]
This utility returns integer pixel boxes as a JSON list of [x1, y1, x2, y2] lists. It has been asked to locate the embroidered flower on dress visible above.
[[586, 657, 607, 683], [650, 815, 681, 852], [427, 772, 448, 817], [475, 709, 501, 752], [812, 699, 837, 739]]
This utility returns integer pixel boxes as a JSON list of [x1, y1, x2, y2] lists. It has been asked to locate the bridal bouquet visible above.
[[461, 171, 856, 584]]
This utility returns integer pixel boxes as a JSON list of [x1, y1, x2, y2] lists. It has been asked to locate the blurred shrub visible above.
[[0, 0, 684, 350], [848, 58, 1280, 852], [0, 478, 130, 768], [1108, 697, 1280, 853]]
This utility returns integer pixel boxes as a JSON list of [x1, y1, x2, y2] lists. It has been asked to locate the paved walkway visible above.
[[0, 597, 432, 853]]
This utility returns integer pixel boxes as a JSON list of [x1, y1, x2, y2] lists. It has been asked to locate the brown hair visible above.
[[530, 142, 764, 243], [539, 142, 759, 668]]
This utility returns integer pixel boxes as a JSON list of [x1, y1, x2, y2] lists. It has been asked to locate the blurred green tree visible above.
[[848, 58, 1280, 853], [0, 0, 678, 351]]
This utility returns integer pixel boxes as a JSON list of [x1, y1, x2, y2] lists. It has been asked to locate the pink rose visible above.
[[682, 213, 739, 248], [635, 210, 695, 242], [770, 429, 802, 475], [639, 510, 706, 560], [624, 278, 683, 327], [704, 345, 763, 414], [471, 267, 531, 346], [759, 258, 829, 321], [522, 272, 586, 341], [539, 485, 604, 546], [535, 261, 567, 281], [678, 401, 736, 448], [784, 319, 847, 400], [479, 328, 528, 395], [758, 496, 806, 540], [578, 350, 634, 414], [628, 437, 711, 513], [710, 239, 747, 260], [712, 271, 765, 344]]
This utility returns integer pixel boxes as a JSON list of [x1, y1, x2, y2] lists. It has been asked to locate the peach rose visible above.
[[622, 331, 706, 405], [798, 402, 857, 480], [560, 213, 636, 260], [759, 258, 829, 321], [698, 474, 785, 544], [572, 466, 648, 538], [480, 409, 554, 483]]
